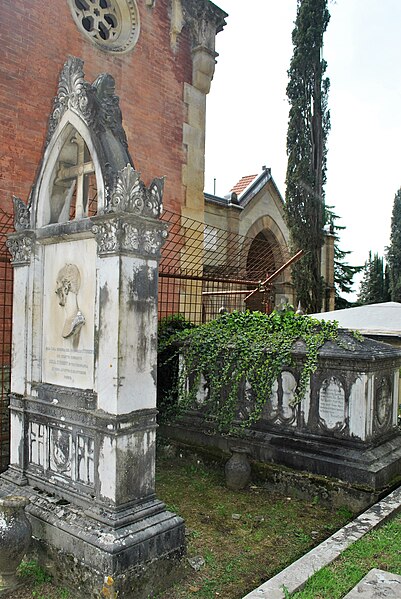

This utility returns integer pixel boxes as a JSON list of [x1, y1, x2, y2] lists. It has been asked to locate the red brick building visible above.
[[0, 0, 227, 218]]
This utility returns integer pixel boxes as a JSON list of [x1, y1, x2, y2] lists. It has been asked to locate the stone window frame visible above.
[[67, 0, 140, 54]]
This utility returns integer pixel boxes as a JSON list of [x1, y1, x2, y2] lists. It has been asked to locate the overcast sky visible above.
[[204, 0, 401, 299]]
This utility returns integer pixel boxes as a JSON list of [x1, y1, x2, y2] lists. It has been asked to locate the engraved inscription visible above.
[[319, 377, 346, 430], [45, 346, 93, 384]]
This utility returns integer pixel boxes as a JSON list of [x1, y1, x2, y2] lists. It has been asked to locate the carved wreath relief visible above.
[[375, 376, 392, 428], [55, 264, 85, 340]]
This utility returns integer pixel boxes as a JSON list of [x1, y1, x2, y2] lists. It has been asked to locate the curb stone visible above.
[[242, 485, 401, 599]]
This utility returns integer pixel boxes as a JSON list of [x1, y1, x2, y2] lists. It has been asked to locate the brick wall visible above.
[[0, 0, 193, 215]]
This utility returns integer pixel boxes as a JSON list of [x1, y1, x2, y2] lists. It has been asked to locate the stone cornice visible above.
[[182, 0, 228, 45]]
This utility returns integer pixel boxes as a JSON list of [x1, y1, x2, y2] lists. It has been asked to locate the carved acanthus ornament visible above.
[[92, 217, 167, 257], [46, 57, 128, 154], [48, 57, 93, 141], [91, 220, 120, 254], [108, 165, 164, 218], [12, 196, 31, 230], [7, 232, 35, 266]]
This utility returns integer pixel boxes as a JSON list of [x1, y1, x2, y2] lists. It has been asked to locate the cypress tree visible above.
[[358, 252, 390, 305], [386, 188, 401, 301], [325, 207, 363, 309], [285, 0, 330, 313]]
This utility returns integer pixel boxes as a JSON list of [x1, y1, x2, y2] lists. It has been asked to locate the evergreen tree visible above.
[[325, 207, 363, 309], [386, 188, 401, 301], [357, 252, 390, 305], [285, 0, 330, 313]]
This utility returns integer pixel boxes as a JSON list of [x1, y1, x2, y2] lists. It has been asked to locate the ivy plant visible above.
[[161, 309, 341, 432]]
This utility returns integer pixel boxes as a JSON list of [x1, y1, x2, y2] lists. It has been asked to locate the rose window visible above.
[[69, 0, 140, 53]]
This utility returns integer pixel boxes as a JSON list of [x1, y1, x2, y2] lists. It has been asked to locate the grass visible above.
[[10, 449, 375, 599], [290, 511, 401, 598], [155, 449, 354, 598], [13, 561, 70, 599]]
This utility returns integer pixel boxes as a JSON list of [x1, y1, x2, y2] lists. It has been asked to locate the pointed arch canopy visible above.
[[28, 56, 134, 229], [10, 56, 165, 247]]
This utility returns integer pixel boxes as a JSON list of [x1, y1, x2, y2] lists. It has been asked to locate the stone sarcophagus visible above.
[[166, 330, 401, 491], [1, 57, 184, 597]]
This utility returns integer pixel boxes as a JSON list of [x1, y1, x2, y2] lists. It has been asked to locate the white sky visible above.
[[205, 0, 401, 299]]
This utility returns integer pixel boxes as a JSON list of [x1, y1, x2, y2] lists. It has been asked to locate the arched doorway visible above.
[[245, 231, 277, 313]]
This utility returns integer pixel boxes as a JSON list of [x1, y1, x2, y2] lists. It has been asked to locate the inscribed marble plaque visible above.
[[42, 238, 96, 389], [319, 377, 345, 429]]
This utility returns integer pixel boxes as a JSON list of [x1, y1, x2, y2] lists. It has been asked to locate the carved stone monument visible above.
[[166, 330, 401, 493], [0, 57, 184, 597]]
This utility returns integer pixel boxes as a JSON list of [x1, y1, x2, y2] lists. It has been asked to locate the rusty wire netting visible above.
[[0, 208, 13, 472], [159, 210, 292, 323], [0, 206, 293, 470]]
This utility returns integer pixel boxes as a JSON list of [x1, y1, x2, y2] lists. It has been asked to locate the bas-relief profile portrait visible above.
[[55, 263, 85, 341]]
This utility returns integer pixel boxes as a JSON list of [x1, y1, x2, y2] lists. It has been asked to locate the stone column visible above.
[[4, 230, 35, 486], [91, 212, 168, 514]]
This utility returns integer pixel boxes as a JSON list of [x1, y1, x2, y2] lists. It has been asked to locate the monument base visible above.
[[162, 418, 401, 491], [0, 478, 185, 598]]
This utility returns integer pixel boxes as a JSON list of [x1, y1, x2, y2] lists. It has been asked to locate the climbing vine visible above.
[[159, 309, 341, 432]]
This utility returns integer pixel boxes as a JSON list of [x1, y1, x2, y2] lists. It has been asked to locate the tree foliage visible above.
[[325, 207, 363, 309], [285, 0, 330, 314], [386, 188, 401, 302], [357, 251, 390, 305]]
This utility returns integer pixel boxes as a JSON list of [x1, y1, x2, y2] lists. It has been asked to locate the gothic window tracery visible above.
[[68, 0, 140, 53]]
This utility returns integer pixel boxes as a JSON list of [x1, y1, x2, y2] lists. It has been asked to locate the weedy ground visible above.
[[154, 450, 352, 599], [9, 449, 390, 599]]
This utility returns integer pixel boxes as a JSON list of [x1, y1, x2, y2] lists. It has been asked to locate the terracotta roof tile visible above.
[[230, 174, 258, 196]]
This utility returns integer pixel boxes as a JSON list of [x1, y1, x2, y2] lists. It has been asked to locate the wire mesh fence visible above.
[[159, 209, 292, 323], [0, 206, 294, 472], [0, 208, 13, 472]]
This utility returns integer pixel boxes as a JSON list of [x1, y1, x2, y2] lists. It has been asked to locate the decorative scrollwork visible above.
[[122, 223, 140, 252], [94, 73, 129, 151], [142, 228, 168, 255], [147, 177, 164, 218], [109, 165, 143, 212], [12, 196, 30, 231]]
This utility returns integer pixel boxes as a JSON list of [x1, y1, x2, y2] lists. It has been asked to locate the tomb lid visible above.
[[310, 302, 401, 338], [291, 329, 401, 362]]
